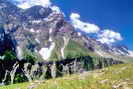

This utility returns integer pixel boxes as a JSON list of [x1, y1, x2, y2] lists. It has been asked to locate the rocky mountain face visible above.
[[0, 0, 132, 62]]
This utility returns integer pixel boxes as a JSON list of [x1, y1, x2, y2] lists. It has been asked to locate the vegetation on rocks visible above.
[[64, 40, 89, 59]]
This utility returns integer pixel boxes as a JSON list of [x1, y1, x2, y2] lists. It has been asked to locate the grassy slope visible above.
[[64, 40, 89, 58], [63, 39, 133, 63], [49, 39, 90, 61], [1, 63, 133, 89]]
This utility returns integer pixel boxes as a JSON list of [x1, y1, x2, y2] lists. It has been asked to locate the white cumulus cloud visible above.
[[97, 29, 123, 44], [16, 0, 52, 9], [14, 0, 63, 14], [51, 5, 61, 13], [70, 13, 100, 34]]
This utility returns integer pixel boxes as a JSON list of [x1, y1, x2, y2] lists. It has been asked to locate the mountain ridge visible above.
[[0, 0, 132, 62]]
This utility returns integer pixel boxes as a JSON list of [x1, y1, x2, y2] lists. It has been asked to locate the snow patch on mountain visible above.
[[39, 27, 55, 60], [49, 28, 53, 42], [39, 42, 55, 60], [77, 32, 82, 36], [30, 28, 35, 33], [35, 38, 40, 44], [16, 46, 23, 60], [95, 50, 104, 57], [51, 6, 61, 13], [49, 28, 53, 34], [61, 37, 70, 59], [30, 20, 42, 24]]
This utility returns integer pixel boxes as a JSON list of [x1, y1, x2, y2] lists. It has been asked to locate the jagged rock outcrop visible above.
[[0, 0, 73, 60]]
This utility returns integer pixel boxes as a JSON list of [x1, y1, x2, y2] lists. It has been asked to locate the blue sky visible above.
[[11, 0, 133, 50], [52, 0, 133, 50]]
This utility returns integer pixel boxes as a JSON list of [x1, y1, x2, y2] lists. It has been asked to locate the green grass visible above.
[[1, 63, 133, 89], [49, 39, 91, 61], [64, 40, 89, 59]]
